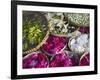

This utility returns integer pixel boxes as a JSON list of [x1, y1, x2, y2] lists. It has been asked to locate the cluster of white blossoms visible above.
[[67, 13, 90, 26], [69, 34, 89, 54], [45, 12, 78, 35]]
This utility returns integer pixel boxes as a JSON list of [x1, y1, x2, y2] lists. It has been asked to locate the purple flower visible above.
[[23, 52, 49, 69], [42, 35, 67, 56]]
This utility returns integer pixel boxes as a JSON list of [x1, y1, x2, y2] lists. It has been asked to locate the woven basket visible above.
[[23, 12, 50, 55], [49, 19, 80, 37]]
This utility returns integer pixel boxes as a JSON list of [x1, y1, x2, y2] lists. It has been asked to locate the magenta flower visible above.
[[23, 52, 49, 68], [42, 35, 67, 56]]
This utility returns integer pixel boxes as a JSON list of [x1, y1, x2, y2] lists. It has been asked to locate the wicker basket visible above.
[[49, 19, 80, 37], [23, 12, 50, 55]]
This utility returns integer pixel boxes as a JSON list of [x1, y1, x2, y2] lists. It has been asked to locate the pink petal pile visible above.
[[49, 51, 79, 67], [23, 52, 49, 68], [42, 35, 67, 56], [79, 52, 90, 66]]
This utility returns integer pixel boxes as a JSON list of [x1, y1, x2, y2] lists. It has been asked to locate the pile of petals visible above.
[[79, 26, 89, 34], [79, 52, 90, 66], [68, 34, 89, 53], [23, 52, 49, 68], [49, 51, 79, 67], [42, 35, 67, 56]]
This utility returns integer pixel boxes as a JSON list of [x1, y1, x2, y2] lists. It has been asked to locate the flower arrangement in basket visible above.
[[23, 12, 50, 55]]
